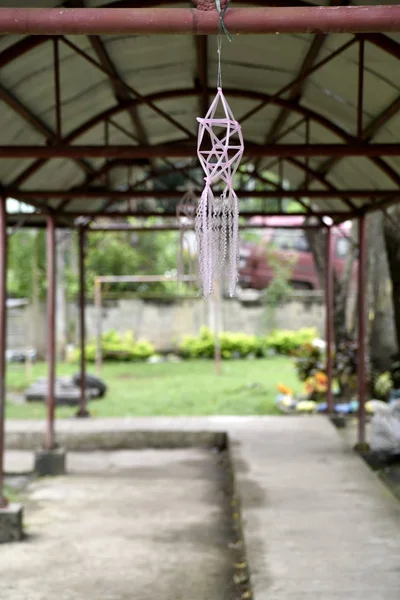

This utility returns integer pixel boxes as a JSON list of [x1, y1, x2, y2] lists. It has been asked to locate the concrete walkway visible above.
[[4, 416, 400, 599]]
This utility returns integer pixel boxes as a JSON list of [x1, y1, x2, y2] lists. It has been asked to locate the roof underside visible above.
[[2, 0, 400, 226]]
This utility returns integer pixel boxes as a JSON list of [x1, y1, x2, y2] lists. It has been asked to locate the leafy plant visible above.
[[262, 247, 297, 307], [374, 371, 392, 400], [179, 327, 317, 360], [73, 330, 154, 363], [295, 342, 325, 381], [179, 327, 263, 360], [334, 335, 359, 399], [264, 328, 318, 356]]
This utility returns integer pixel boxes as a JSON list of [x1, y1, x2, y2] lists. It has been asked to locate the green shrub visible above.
[[374, 371, 392, 400], [180, 327, 263, 360], [74, 330, 154, 363], [179, 327, 317, 360], [264, 327, 317, 355], [180, 327, 215, 359]]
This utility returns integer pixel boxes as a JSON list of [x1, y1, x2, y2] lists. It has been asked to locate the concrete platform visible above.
[[4, 416, 400, 599], [0, 503, 23, 544], [34, 447, 66, 477], [1, 448, 236, 600]]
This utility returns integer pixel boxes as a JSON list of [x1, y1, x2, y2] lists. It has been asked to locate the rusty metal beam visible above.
[[76, 225, 89, 418], [2, 142, 400, 158], [362, 94, 400, 140], [325, 226, 334, 414], [45, 214, 56, 451], [0, 7, 400, 35], [195, 35, 208, 117], [0, 81, 92, 183], [7, 83, 398, 194], [0, 82, 55, 140], [356, 213, 368, 448], [88, 33, 150, 145], [357, 38, 365, 139], [4, 216, 330, 229], [7, 188, 399, 200], [0, 35, 51, 69], [53, 38, 62, 139], [0, 196, 7, 508], [62, 37, 195, 140], [11, 210, 353, 221], [266, 33, 328, 143], [240, 37, 357, 126], [87, 222, 324, 232]]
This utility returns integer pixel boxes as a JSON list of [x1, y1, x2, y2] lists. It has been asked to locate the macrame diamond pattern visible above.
[[176, 186, 198, 228], [195, 87, 244, 297]]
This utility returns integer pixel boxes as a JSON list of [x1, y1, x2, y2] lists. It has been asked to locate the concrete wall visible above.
[[7, 292, 327, 355], [82, 292, 326, 351]]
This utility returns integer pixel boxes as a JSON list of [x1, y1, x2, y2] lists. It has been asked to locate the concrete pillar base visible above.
[[34, 447, 66, 476], [330, 415, 346, 429], [354, 441, 370, 454], [75, 408, 90, 418], [0, 504, 23, 543]]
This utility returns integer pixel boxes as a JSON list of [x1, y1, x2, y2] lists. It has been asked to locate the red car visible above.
[[238, 216, 355, 291]]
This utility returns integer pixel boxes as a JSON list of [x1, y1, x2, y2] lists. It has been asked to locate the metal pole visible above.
[[76, 226, 89, 418], [0, 196, 8, 508], [9, 188, 400, 200], [45, 214, 56, 451], [325, 227, 334, 414], [53, 38, 62, 139], [357, 213, 368, 449], [3, 143, 400, 159], [357, 38, 365, 138], [95, 278, 102, 376], [0, 7, 399, 35], [214, 281, 222, 376]]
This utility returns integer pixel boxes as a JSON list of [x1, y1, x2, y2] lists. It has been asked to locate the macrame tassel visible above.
[[196, 184, 214, 296]]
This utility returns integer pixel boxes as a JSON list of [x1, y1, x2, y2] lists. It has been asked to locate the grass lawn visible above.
[[5, 357, 301, 419]]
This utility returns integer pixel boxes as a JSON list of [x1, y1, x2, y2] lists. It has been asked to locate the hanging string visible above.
[[217, 35, 222, 89], [215, 0, 232, 42]]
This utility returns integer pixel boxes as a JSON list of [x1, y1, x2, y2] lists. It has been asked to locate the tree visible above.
[[7, 225, 182, 300], [383, 208, 400, 358], [8, 230, 46, 299]]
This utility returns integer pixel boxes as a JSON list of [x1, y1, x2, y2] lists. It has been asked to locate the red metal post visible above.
[[305, 118, 310, 190], [214, 280, 222, 377], [45, 214, 56, 450], [325, 226, 334, 414], [357, 213, 368, 448], [94, 278, 102, 376], [76, 226, 89, 418], [0, 197, 8, 508], [0, 7, 400, 35], [357, 38, 365, 138], [53, 38, 62, 139], [9, 188, 400, 201]]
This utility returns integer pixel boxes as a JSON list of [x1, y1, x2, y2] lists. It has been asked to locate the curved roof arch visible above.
[[1, 1, 400, 223]]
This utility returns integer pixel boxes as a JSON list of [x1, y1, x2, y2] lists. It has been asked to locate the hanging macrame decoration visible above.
[[195, 39, 244, 297], [176, 186, 198, 285]]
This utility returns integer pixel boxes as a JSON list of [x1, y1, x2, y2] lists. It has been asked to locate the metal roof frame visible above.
[[0, 2, 398, 227]]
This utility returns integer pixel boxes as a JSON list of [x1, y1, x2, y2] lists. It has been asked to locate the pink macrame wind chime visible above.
[[176, 186, 198, 285], [195, 41, 244, 297]]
